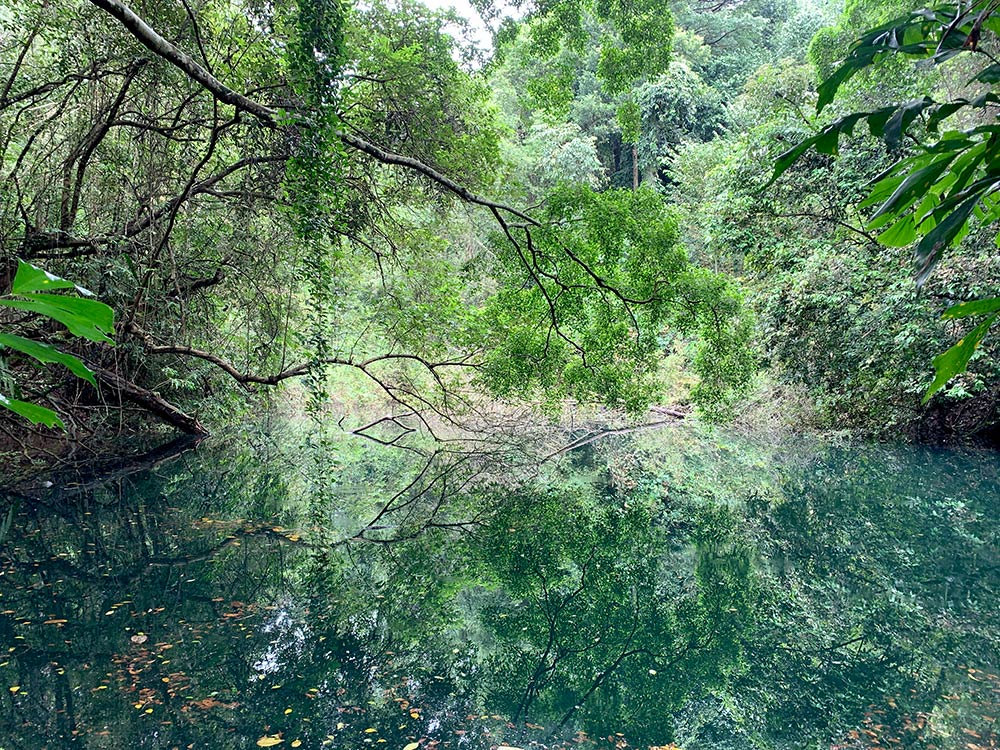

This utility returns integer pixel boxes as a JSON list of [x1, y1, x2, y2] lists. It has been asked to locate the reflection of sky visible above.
[[252, 604, 306, 677]]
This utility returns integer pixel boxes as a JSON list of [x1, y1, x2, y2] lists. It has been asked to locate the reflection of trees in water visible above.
[[0, 432, 998, 748], [0, 438, 304, 747], [727, 441, 1000, 749], [470, 492, 754, 742]]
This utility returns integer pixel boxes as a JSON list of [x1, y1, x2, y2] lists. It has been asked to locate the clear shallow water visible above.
[[0, 426, 998, 749]]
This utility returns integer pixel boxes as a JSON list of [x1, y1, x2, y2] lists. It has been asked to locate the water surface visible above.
[[1, 426, 997, 749]]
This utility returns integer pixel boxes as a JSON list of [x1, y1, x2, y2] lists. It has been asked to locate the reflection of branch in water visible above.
[[349, 450, 491, 544], [6, 433, 203, 499], [514, 549, 599, 722], [350, 415, 419, 453], [147, 526, 315, 567], [2, 524, 309, 588], [541, 408, 688, 463], [556, 634, 703, 731]]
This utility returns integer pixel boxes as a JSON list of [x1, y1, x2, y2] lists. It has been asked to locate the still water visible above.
[[0, 425, 998, 749]]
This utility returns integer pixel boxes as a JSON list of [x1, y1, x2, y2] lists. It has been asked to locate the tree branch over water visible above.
[[88, 0, 539, 225]]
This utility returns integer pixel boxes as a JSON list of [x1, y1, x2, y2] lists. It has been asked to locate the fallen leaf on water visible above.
[[8, 686, 19, 694], [291, 741, 302, 748], [43, 619, 67, 625], [284, 708, 293, 715], [257, 735, 284, 747], [364, 728, 378, 733], [130, 634, 148, 644], [403, 743, 420, 750]]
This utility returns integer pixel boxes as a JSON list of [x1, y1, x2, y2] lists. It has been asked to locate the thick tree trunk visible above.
[[95, 368, 208, 435]]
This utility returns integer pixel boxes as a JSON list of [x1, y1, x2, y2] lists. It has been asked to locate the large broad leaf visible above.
[[769, 100, 940, 185], [914, 189, 991, 285], [10, 259, 94, 296], [0, 393, 64, 429], [869, 152, 959, 223], [769, 112, 872, 185], [0, 334, 96, 385], [941, 296, 1000, 319], [883, 97, 937, 149], [817, 5, 971, 112], [877, 216, 917, 247], [0, 293, 115, 343], [923, 311, 999, 403]]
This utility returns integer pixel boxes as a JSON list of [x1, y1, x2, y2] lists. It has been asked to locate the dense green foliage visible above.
[[0, 0, 760, 450], [667, 0, 1000, 436], [5, 0, 1000, 450], [771, 2, 1000, 405]]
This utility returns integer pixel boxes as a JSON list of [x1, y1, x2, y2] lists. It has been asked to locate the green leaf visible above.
[[877, 216, 916, 247], [859, 174, 906, 211], [769, 138, 819, 185], [869, 153, 958, 222], [769, 113, 868, 184], [10, 259, 94, 296], [0, 393, 64, 429], [882, 97, 936, 150], [923, 312, 999, 403], [941, 297, 1000, 319], [0, 294, 115, 343], [914, 190, 988, 286], [973, 64, 1000, 83], [941, 140, 989, 201], [816, 11, 925, 112], [0, 334, 96, 385]]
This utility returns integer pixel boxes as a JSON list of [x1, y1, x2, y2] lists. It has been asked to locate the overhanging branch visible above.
[[87, 0, 539, 224], [88, 0, 280, 125]]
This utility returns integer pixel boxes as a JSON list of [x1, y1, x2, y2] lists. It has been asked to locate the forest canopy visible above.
[[3, 0, 1000, 452], [0, 0, 753, 441]]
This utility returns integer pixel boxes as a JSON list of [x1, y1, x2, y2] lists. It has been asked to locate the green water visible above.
[[1, 426, 998, 749]]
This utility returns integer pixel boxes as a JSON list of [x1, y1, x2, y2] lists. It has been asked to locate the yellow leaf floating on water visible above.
[[404, 743, 420, 750], [284, 708, 293, 715], [257, 735, 284, 747], [8, 686, 19, 694], [364, 728, 378, 733], [291, 741, 302, 748]]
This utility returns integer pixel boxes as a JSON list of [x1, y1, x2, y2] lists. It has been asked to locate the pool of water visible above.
[[1, 425, 997, 749]]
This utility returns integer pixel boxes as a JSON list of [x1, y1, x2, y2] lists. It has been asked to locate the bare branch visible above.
[[87, 0, 541, 224], [88, 0, 281, 125]]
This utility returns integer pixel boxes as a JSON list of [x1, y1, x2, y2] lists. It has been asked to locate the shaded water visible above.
[[1, 426, 998, 749]]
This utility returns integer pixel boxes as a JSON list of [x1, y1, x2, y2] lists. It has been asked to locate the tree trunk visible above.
[[632, 144, 638, 190], [95, 368, 208, 435]]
